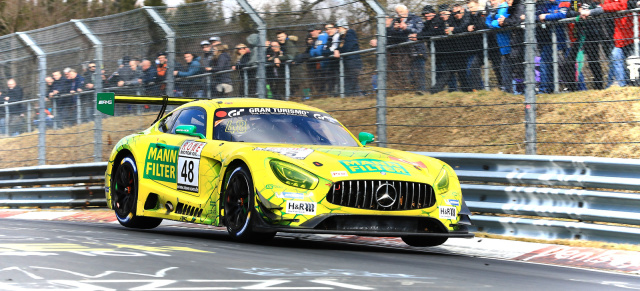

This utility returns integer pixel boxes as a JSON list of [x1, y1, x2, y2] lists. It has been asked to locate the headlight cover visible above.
[[270, 160, 319, 190], [435, 167, 450, 195]]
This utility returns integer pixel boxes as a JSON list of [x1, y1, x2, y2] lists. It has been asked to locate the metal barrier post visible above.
[[483, 31, 489, 91], [3, 103, 8, 135], [285, 63, 291, 100], [52, 99, 57, 130], [430, 41, 436, 89], [17, 32, 47, 165], [144, 7, 175, 97], [72, 19, 103, 162], [76, 96, 82, 125], [237, 0, 267, 99], [634, 12, 639, 56], [552, 27, 559, 93], [524, 0, 537, 155], [365, 0, 387, 147], [27, 102, 32, 133], [339, 58, 345, 98], [244, 69, 249, 97], [206, 75, 212, 99]]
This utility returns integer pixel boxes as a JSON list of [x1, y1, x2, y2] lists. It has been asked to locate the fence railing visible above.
[[1, 153, 639, 244]]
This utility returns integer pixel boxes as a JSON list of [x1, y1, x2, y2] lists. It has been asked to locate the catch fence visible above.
[[1, 0, 640, 167]]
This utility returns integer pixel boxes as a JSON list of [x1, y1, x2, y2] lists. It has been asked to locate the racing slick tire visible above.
[[224, 165, 276, 242], [111, 154, 163, 229], [401, 236, 448, 247]]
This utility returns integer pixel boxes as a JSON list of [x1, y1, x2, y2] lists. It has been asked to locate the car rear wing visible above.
[[96, 92, 197, 116]]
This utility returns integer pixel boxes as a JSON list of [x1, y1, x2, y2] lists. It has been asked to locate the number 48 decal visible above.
[[177, 140, 206, 193]]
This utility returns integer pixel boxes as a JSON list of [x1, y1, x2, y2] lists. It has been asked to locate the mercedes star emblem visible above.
[[375, 183, 397, 208]]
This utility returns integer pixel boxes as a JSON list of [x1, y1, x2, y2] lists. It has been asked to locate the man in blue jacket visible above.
[[486, 0, 513, 93], [174, 52, 204, 97], [308, 25, 328, 95], [536, 0, 568, 93], [336, 20, 363, 96]]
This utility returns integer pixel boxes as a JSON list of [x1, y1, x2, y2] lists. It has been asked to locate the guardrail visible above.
[[1, 153, 639, 244]]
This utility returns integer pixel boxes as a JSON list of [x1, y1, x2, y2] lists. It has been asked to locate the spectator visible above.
[[386, 4, 424, 91], [486, 0, 513, 93], [139, 59, 159, 95], [266, 41, 291, 99], [582, 0, 634, 87], [209, 36, 222, 47], [419, 5, 446, 90], [430, 4, 463, 93], [45, 76, 55, 97], [0, 79, 25, 135], [201, 40, 213, 61], [308, 25, 329, 95], [466, 0, 488, 91], [336, 20, 364, 96], [537, 0, 568, 93], [174, 52, 204, 97], [49, 71, 69, 97], [49, 70, 73, 126], [112, 57, 141, 94], [67, 69, 84, 94], [156, 52, 168, 94], [233, 44, 255, 96], [83, 62, 99, 90], [277, 30, 302, 95], [574, 0, 607, 90], [450, 3, 477, 92], [322, 23, 341, 95], [407, 31, 428, 93], [502, 0, 526, 93], [206, 44, 233, 97]]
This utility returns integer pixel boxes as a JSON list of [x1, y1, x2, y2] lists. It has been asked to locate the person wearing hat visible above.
[[386, 4, 424, 91], [485, 0, 513, 93], [201, 40, 213, 61], [335, 20, 363, 96], [209, 36, 221, 47], [429, 3, 462, 93], [307, 24, 329, 95]]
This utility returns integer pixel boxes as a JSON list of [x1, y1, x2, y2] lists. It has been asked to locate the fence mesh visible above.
[[1, 0, 640, 168]]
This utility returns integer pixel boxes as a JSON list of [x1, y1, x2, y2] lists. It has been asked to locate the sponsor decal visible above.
[[276, 192, 307, 199], [254, 147, 314, 160], [265, 184, 283, 190], [215, 110, 227, 118], [143, 143, 179, 182], [447, 199, 460, 206], [339, 159, 410, 176], [224, 119, 247, 133], [248, 107, 309, 116], [313, 162, 323, 167], [228, 109, 245, 117], [97, 100, 112, 105], [285, 201, 316, 215], [389, 156, 427, 169], [177, 141, 206, 193], [439, 206, 457, 220], [312, 113, 338, 123], [331, 171, 348, 177]]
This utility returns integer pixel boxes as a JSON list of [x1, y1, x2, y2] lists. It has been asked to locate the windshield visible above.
[[213, 107, 358, 146]]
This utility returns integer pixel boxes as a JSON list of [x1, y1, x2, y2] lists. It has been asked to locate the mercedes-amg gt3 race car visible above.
[[98, 93, 473, 247]]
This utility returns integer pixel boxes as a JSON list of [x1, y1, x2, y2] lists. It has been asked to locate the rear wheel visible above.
[[401, 236, 448, 247], [224, 166, 275, 242], [111, 155, 162, 229]]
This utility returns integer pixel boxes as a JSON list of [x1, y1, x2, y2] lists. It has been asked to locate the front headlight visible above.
[[270, 160, 319, 190], [434, 167, 449, 195]]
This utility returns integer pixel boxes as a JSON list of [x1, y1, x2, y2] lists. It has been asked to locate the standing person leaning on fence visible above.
[[233, 44, 255, 97], [502, 0, 526, 94], [0, 79, 24, 135], [486, 0, 513, 93], [277, 30, 301, 96], [174, 52, 204, 97], [335, 20, 364, 97], [430, 4, 463, 93], [387, 4, 424, 92], [536, 0, 569, 93], [466, 0, 489, 91], [582, 0, 634, 87], [156, 52, 168, 94], [206, 44, 233, 97], [308, 25, 329, 96], [266, 41, 290, 100]]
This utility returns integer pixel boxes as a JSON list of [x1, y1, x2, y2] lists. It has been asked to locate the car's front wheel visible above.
[[111, 154, 162, 229], [224, 166, 275, 242], [401, 236, 448, 247]]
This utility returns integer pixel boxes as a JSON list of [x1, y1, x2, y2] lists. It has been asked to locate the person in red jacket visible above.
[[581, 0, 634, 86]]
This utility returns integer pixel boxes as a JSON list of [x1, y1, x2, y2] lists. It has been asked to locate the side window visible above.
[[169, 107, 207, 137], [158, 111, 179, 133]]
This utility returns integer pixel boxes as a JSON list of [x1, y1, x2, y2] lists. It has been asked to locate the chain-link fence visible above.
[[1, 0, 640, 168]]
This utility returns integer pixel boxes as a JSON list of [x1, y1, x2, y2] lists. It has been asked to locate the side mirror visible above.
[[175, 125, 205, 139], [358, 132, 375, 146]]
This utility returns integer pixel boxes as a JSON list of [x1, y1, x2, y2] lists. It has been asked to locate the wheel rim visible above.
[[225, 171, 251, 233], [113, 161, 136, 219]]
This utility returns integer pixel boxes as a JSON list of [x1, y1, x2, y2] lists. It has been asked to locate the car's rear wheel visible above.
[[401, 236, 448, 247], [111, 155, 162, 229], [224, 166, 276, 242]]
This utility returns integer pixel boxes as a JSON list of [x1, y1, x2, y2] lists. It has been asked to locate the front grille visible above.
[[327, 180, 435, 210]]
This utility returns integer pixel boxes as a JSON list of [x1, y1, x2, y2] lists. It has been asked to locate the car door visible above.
[[142, 107, 208, 197]]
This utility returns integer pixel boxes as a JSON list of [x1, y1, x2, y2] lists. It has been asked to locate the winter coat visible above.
[[486, 1, 512, 55], [536, 0, 568, 50], [387, 13, 424, 45], [338, 29, 363, 69], [1, 86, 24, 114], [210, 52, 232, 85], [592, 0, 634, 48]]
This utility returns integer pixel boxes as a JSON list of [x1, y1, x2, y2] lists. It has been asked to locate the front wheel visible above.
[[111, 155, 162, 229], [401, 236, 448, 247], [224, 166, 275, 242]]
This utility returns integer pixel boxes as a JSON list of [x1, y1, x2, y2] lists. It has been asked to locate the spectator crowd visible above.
[[0, 0, 639, 136]]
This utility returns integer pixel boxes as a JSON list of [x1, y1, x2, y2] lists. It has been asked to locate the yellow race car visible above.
[[98, 94, 473, 247]]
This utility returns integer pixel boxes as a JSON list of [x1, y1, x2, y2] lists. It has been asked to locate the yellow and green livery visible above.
[[99, 93, 473, 246]]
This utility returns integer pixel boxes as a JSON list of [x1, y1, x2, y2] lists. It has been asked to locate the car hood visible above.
[[246, 145, 443, 184]]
